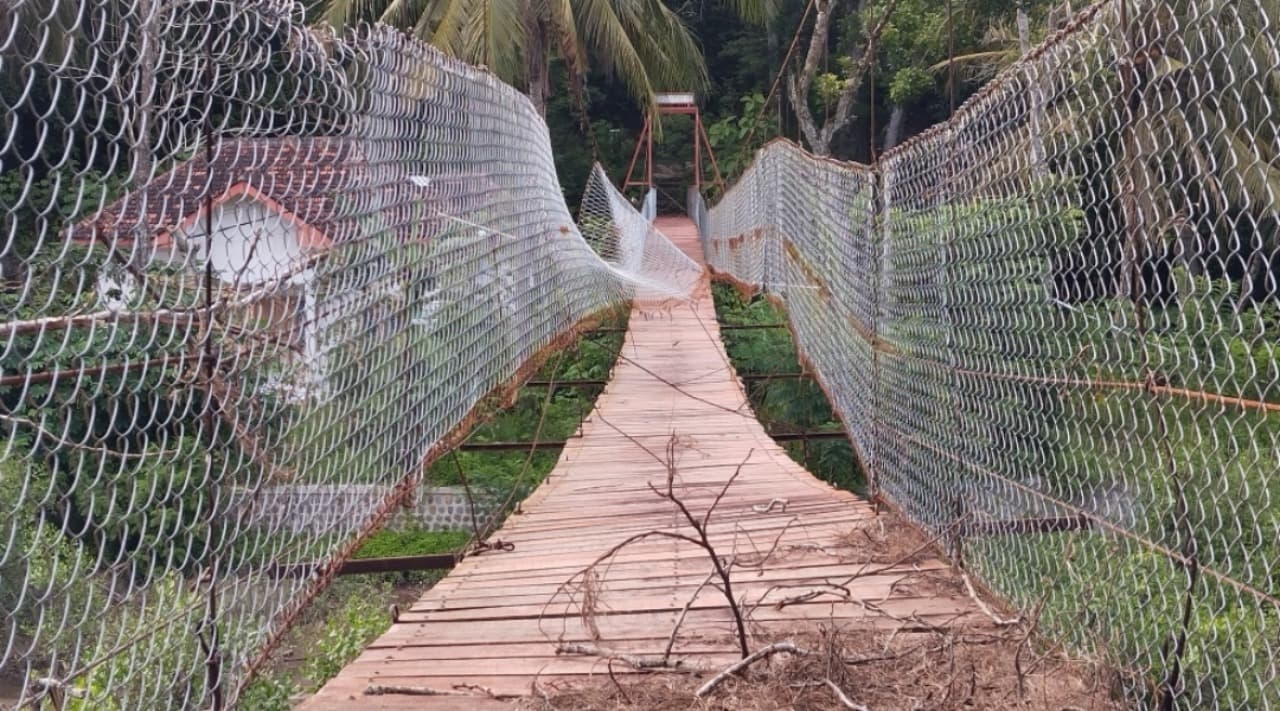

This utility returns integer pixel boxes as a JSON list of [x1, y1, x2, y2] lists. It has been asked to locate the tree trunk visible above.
[[132, 0, 157, 188], [785, 0, 833, 154], [785, 0, 900, 156], [1018, 6, 1047, 178], [525, 12, 550, 116], [883, 105, 905, 151], [125, 0, 158, 271]]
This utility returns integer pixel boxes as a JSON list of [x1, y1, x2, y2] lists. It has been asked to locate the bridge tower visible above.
[[622, 92, 726, 200]]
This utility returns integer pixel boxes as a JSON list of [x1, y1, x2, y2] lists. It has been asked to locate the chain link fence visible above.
[[704, 1, 1280, 707], [0, 2, 700, 707]]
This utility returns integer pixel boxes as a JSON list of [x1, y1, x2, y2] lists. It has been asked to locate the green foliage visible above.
[[63, 576, 207, 710], [237, 673, 298, 711], [814, 72, 848, 103], [885, 188, 1279, 706], [712, 283, 864, 493], [321, 0, 725, 111], [0, 165, 127, 257], [708, 93, 778, 184], [353, 528, 470, 559], [547, 69, 635, 206], [887, 65, 935, 106], [69, 437, 223, 573], [302, 581, 391, 684], [425, 312, 626, 497], [0, 446, 92, 645]]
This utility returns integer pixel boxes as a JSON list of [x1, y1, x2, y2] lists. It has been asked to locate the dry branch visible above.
[[695, 641, 807, 697], [544, 442, 758, 660], [960, 569, 1021, 627], [664, 568, 719, 662], [556, 643, 698, 671], [365, 683, 515, 698], [824, 678, 871, 710]]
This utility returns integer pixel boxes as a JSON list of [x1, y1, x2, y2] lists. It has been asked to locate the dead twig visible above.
[[751, 498, 789, 513], [663, 568, 719, 662], [606, 659, 632, 705], [555, 642, 698, 671], [543, 442, 759, 664], [695, 641, 807, 697], [733, 515, 801, 569], [960, 569, 1021, 626], [648, 443, 755, 657], [824, 678, 871, 710], [364, 683, 515, 698]]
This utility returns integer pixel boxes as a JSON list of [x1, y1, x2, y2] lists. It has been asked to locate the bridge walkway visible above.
[[301, 217, 985, 709]]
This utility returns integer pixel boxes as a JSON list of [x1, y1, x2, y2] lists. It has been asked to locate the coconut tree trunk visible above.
[[1018, 5, 1047, 179], [525, 11, 550, 116], [883, 105, 905, 151], [132, 0, 157, 188]]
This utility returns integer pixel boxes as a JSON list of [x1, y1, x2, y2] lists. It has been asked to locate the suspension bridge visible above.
[[299, 218, 1008, 709], [2, 0, 1279, 709]]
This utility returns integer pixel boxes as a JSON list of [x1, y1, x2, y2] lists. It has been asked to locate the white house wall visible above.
[[179, 197, 309, 286], [173, 196, 327, 401]]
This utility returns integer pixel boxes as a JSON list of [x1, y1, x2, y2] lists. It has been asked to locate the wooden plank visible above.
[[411, 572, 924, 613], [396, 593, 973, 624], [423, 560, 950, 596]]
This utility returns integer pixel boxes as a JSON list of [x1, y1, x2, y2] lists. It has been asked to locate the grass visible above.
[[352, 528, 471, 560], [711, 283, 865, 495], [426, 306, 628, 497], [238, 576, 421, 710]]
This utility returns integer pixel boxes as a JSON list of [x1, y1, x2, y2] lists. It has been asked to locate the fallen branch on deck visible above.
[[555, 642, 702, 672], [695, 641, 807, 697], [364, 683, 518, 699]]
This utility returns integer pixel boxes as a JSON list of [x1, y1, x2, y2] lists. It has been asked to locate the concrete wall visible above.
[[235, 485, 494, 535]]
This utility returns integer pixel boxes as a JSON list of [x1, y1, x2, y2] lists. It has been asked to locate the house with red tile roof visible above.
[[69, 136, 363, 285], [68, 136, 366, 400]]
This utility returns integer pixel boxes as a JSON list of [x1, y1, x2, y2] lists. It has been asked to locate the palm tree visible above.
[[320, 0, 773, 115], [1090, 0, 1280, 304]]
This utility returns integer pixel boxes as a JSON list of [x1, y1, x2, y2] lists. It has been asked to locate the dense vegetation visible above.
[[424, 306, 628, 499], [712, 283, 863, 494], [546, 0, 1082, 203]]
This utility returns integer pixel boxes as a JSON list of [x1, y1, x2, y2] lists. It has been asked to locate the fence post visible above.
[[868, 164, 886, 513]]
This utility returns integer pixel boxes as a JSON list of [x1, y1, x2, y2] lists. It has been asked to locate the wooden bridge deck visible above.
[[300, 218, 986, 709]]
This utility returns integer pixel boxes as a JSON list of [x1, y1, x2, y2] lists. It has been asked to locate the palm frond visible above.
[[928, 50, 1020, 74], [572, 0, 656, 108], [462, 0, 523, 78], [427, 0, 479, 55], [322, 0, 392, 28], [378, 0, 432, 28], [546, 0, 587, 75], [1204, 111, 1280, 220], [717, 0, 777, 26], [610, 0, 707, 92]]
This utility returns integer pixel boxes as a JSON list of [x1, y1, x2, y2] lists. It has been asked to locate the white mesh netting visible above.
[[0, 2, 699, 706], [702, 1, 1280, 707]]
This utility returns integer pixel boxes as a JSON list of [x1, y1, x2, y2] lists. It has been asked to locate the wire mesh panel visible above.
[[0, 3, 699, 707], [705, 1, 1280, 707]]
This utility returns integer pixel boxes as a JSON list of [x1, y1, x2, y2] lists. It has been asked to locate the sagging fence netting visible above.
[[701, 1, 1280, 708], [0, 3, 702, 707]]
